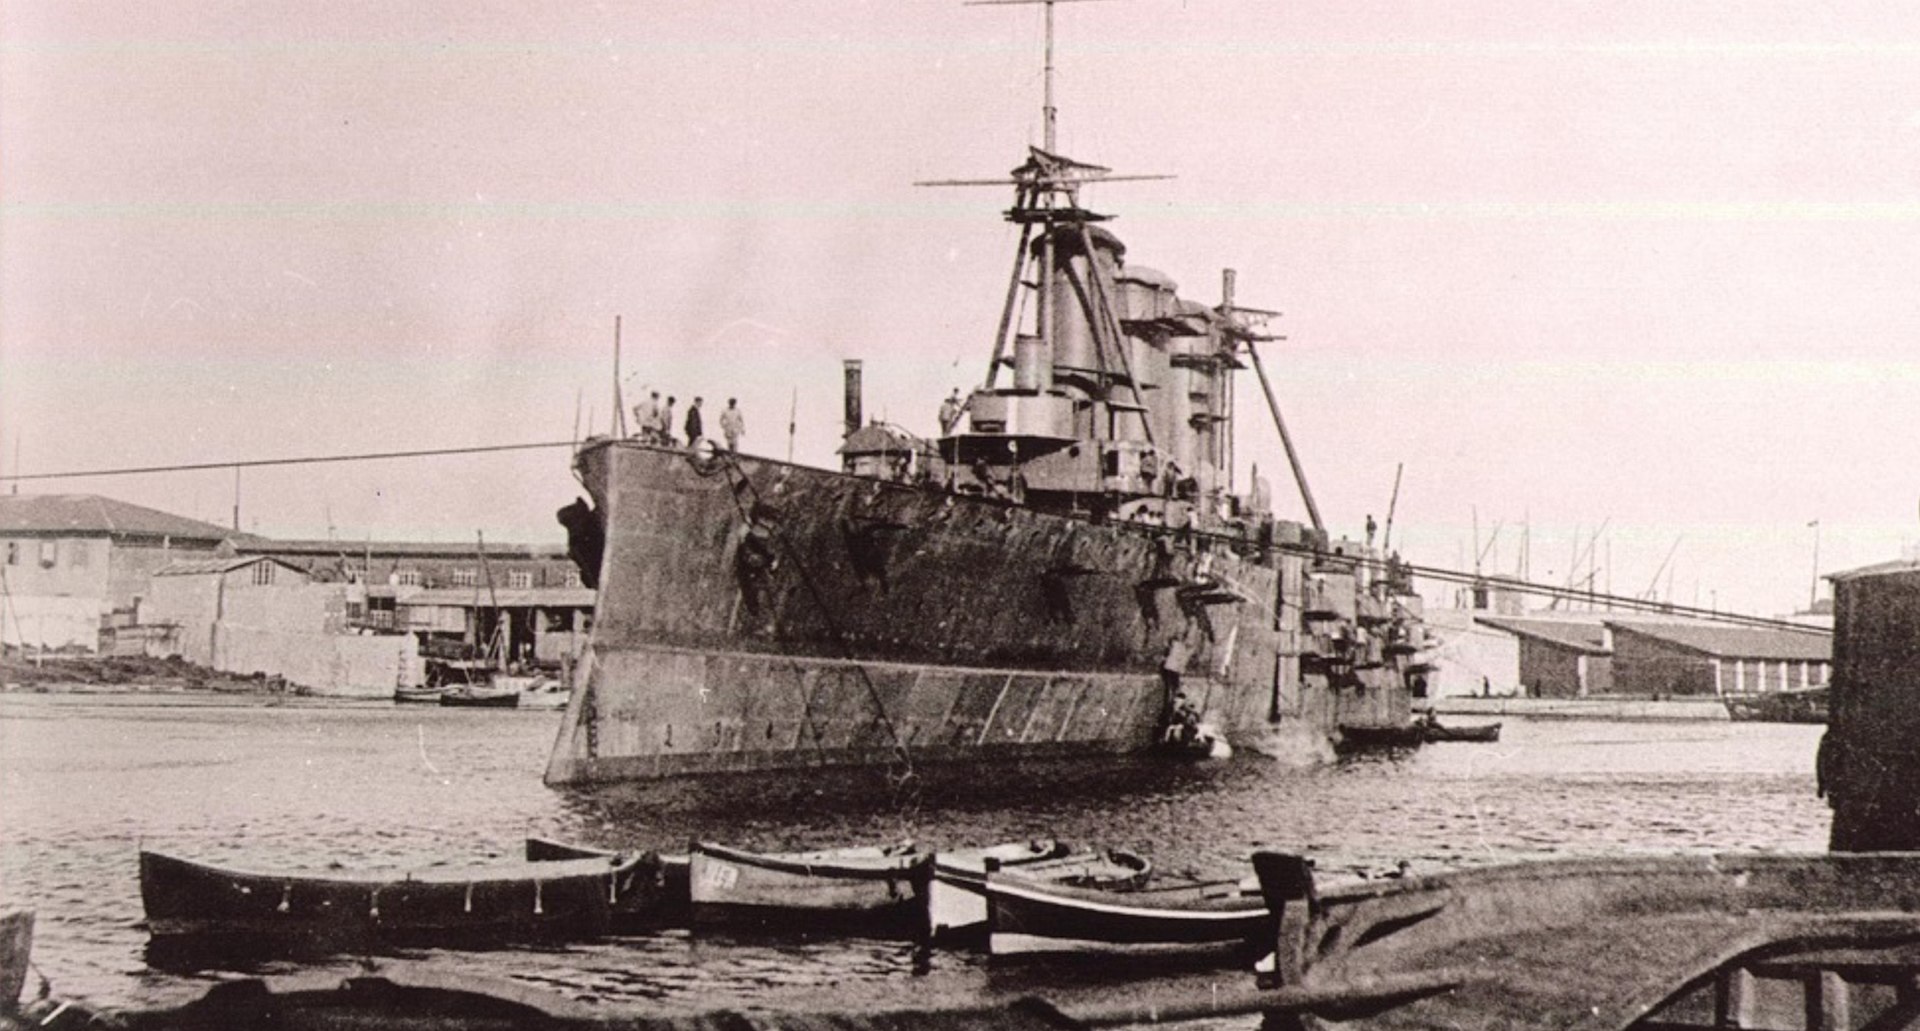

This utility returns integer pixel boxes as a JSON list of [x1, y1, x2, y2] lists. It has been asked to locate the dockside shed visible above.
[[1606, 621, 1830, 697], [1475, 616, 1613, 698]]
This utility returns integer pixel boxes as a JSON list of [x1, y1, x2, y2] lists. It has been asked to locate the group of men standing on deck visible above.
[[632, 392, 745, 452]]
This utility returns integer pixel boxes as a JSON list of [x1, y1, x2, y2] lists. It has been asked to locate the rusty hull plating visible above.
[[546, 435, 1426, 783]]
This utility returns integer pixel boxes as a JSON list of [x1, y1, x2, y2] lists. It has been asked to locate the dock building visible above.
[[140, 556, 422, 697], [1474, 616, 1614, 698], [1442, 610, 1830, 701], [0, 494, 237, 653], [1416, 609, 1521, 697], [1606, 621, 1830, 697], [230, 539, 593, 673], [2, 491, 589, 695]]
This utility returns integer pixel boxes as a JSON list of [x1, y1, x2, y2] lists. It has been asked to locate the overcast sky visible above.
[[4, 2, 1917, 617]]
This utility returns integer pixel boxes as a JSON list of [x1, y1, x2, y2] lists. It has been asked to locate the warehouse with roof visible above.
[[1606, 620, 1831, 697], [1475, 616, 1614, 698], [0, 494, 238, 652]]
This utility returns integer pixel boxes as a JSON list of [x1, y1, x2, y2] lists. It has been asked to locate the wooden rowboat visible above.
[[1421, 721, 1501, 743], [688, 842, 933, 939], [139, 847, 654, 950], [1723, 685, 1829, 724], [1338, 719, 1500, 749], [931, 844, 1149, 943], [984, 873, 1270, 957], [525, 837, 690, 928], [437, 685, 521, 708], [392, 686, 445, 704], [1335, 724, 1425, 751]]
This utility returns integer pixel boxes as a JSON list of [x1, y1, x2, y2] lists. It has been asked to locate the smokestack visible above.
[[842, 359, 864, 438], [1222, 268, 1237, 309]]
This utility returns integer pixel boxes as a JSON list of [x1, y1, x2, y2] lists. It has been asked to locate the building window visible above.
[[69, 540, 89, 567], [507, 571, 533, 589], [452, 568, 478, 587], [38, 540, 57, 568], [252, 562, 276, 586], [5, 541, 17, 566], [396, 568, 421, 586]]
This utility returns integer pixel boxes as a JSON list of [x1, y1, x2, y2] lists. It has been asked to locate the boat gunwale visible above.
[[691, 842, 932, 882], [984, 875, 1265, 920], [139, 849, 649, 890], [934, 848, 1151, 891]]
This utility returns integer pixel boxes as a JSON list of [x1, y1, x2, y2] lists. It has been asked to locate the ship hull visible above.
[[546, 441, 1410, 784]]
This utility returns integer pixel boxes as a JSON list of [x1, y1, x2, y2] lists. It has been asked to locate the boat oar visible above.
[[1046, 966, 1474, 1027]]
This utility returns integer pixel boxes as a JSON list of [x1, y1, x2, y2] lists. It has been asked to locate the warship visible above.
[[546, 3, 1429, 784]]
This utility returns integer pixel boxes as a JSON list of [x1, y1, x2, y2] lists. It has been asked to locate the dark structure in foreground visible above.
[[17, 850, 1920, 1031], [1824, 559, 1920, 851]]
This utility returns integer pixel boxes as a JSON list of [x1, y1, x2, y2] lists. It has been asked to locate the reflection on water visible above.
[[0, 695, 1826, 1012]]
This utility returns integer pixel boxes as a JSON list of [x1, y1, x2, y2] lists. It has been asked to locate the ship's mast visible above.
[[1042, 0, 1058, 152], [943, 0, 1147, 397], [966, 0, 1111, 153]]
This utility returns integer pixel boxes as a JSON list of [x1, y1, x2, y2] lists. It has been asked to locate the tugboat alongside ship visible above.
[[545, 8, 1430, 786]]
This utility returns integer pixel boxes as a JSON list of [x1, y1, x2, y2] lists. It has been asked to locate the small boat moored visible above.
[[139, 846, 656, 953], [1418, 718, 1501, 743], [688, 842, 933, 940], [931, 844, 1149, 943], [984, 872, 1271, 958], [437, 685, 521, 708], [525, 837, 690, 929], [1339, 716, 1502, 751], [1724, 685, 1829, 724], [1335, 724, 1426, 752]]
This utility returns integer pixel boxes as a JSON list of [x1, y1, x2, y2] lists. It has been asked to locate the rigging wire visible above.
[[0, 441, 576, 482], [0, 436, 1822, 634]]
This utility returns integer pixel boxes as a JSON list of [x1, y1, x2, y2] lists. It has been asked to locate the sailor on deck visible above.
[[719, 398, 744, 452], [633, 391, 662, 442], [938, 390, 965, 435], [685, 397, 705, 448]]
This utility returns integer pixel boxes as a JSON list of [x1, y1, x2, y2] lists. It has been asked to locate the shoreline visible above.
[[0, 654, 356, 706], [1426, 695, 1731, 722], [0, 687, 393, 709]]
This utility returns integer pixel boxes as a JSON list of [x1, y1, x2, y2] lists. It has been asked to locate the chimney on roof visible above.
[[842, 360, 864, 440]]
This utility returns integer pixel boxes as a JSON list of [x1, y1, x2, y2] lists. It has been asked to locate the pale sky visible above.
[[4, 2, 1918, 617]]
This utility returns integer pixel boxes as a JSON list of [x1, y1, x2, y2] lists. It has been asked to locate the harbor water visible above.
[[0, 693, 1826, 1015]]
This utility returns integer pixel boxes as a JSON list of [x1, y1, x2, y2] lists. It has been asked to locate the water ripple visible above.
[[0, 696, 1826, 1012]]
